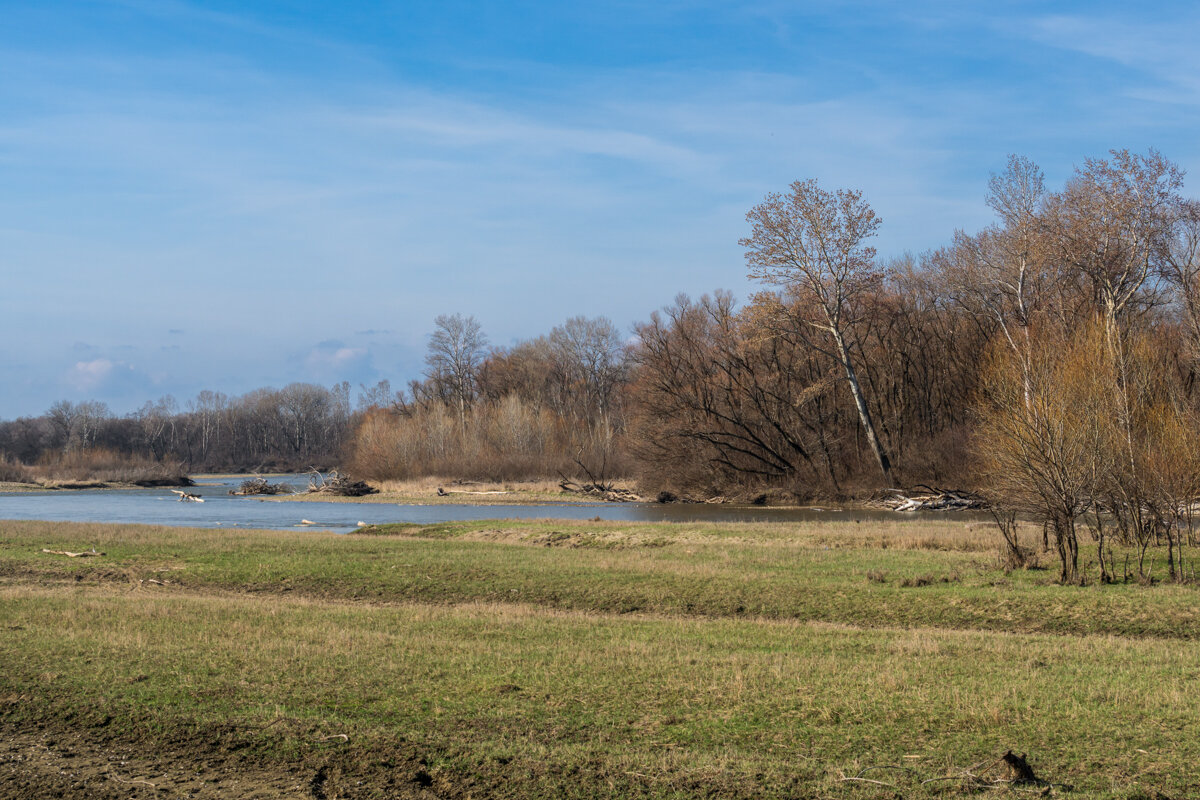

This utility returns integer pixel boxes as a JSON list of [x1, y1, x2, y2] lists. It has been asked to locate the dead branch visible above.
[[105, 765, 156, 787], [836, 774, 897, 788], [41, 548, 104, 558], [573, 456, 610, 491]]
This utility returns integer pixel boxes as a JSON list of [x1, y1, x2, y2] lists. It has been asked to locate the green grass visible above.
[[2, 517, 1200, 797]]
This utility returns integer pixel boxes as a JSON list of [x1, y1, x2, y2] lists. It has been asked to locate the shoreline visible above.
[[4, 474, 984, 515]]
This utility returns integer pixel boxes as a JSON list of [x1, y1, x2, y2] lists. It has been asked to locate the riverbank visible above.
[[275, 476, 645, 505], [2, 517, 1198, 798], [0, 478, 192, 493], [0, 481, 43, 493], [6, 472, 961, 513]]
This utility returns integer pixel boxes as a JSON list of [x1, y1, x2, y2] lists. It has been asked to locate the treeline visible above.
[[0, 383, 353, 474], [6, 148, 1200, 555]]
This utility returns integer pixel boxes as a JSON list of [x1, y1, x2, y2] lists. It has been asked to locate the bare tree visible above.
[[1163, 198, 1200, 363], [631, 292, 853, 494], [549, 316, 627, 430], [357, 380, 408, 413], [477, 337, 558, 412], [741, 179, 895, 484], [277, 383, 334, 457], [425, 313, 488, 429], [45, 400, 111, 452], [1048, 148, 1183, 331], [187, 390, 227, 466], [1049, 150, 1185, 519], [135, 396, 179, 460], [940, 155, 1053, 403], [45, 400, 80, 451]]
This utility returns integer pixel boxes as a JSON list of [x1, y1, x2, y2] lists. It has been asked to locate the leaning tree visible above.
[[741, 179, 895, 484]]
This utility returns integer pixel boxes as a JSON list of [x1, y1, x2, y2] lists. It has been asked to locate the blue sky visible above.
[[2, 1, 1199, 417]]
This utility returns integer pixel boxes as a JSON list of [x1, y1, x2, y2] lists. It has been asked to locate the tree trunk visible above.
[[831, 327, 894, 485], [1054, 516, 1080, 584]]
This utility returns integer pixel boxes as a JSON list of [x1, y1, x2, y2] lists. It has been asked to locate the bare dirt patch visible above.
[[0, 723, 298, 799], [0, 719, 445, 800]]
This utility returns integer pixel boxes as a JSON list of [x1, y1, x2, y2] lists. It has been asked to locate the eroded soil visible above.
[[0, 720, 446, 800]]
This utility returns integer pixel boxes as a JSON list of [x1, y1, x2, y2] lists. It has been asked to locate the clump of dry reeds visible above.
[[31, 448, 191, 486], [347, 396, 628, 483]]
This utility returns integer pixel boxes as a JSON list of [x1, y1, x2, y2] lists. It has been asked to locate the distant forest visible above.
[[5, 150, 1200, 516]]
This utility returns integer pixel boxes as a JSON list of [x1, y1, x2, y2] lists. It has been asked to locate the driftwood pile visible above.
[[558, 455, 642, 503], [230, 476, 295, 496], [305, 470, 378, 497], [558, 478, 641, 503], [870, 486, 986, 512]]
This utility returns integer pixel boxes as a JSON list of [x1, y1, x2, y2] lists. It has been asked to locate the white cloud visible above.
[[302, 344, 372, 383], [65, 358, 115, 392]]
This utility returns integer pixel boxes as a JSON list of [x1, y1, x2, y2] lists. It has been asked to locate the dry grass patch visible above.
[[367, 516, 1026, 555]]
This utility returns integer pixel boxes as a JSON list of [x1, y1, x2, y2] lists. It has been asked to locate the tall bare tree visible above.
[[1048, 148, 1183, 331], [549, 316, 627, 431], [940, 155, 1053, 403], [741, 179, 895, 484], [425, 313, 488, 429]]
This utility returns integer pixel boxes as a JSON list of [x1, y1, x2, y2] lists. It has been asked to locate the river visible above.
[[0, 475, 962, 533]]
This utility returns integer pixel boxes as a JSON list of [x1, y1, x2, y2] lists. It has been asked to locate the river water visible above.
[[0, 475, 955, 533]]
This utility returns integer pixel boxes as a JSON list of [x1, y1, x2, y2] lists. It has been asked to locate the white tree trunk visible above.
[[831, 327, 894, 485]]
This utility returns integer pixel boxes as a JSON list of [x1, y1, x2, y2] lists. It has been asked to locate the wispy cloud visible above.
[[4, 2, 1199, 416], [1019, 13, 1200, 104]]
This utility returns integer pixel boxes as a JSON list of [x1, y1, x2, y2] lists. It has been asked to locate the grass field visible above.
[[1, 517, 1198, 798]]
